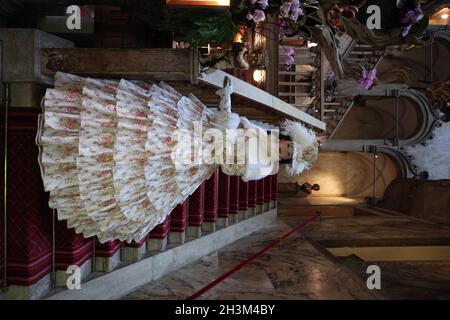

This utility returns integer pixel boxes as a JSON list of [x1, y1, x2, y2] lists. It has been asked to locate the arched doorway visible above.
[[279, 151, 402, 204], [332, 96, 423, 140]]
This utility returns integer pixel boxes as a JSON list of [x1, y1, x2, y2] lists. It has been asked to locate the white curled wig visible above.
[[280, 119, 319, 176]]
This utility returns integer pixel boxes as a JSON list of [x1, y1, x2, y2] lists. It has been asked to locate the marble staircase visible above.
[[1, 164, 279, 299]]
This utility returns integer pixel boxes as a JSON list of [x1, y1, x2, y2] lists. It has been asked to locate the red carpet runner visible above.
[[187, 212, 322, 300]]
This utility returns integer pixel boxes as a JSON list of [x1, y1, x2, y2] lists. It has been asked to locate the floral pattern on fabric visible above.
[[37, 72, 280, 243], [37, 72, 220, 243]]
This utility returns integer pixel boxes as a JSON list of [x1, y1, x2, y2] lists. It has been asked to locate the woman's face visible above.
[[279, 139, 293, 160]]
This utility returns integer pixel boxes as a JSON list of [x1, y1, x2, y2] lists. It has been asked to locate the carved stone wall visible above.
[[379, 179, 450, 225]]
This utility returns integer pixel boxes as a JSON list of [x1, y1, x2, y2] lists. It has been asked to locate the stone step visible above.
[[43, 209, 278, 300]]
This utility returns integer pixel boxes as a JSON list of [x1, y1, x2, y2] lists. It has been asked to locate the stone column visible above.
[[238, 178, 249, 220], [0, 29, 72, 298], [228, 176, 240, 224], [203, 169, 218, 233], [169, 199, 188, 244], [263, 176, 272, 212], [217, 170, 230, 228], [187, 183, 204, 238], [256, 179, 265, 214], [248, 180, 258, 216], [55, 222, 93, 287], [122, 235, 149, 262], [271, 174, 278, 209], [95, 239, 122, 272], [147, 217, 170, 252]]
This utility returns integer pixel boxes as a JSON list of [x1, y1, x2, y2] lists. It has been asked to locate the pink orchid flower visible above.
[[291, 0, 301, 11], [290, 8, 300, 21], [357, 66, 377, 90], [251, 9, 266, 23], [283, 46, 295, 70], [401, 24, 412, 37], [258, 0, 269, 9], [280, 2, 291, 17], [401, 4, 424, 37], [402, 4, 424, 25]]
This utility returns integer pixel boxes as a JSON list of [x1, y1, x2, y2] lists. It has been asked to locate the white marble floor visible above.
[[124, 214, 450, 300], [123, 217, 376, 300]]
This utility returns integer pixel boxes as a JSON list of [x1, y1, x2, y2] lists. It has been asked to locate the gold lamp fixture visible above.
[[166, 0, 230, 7], [429, 7, 450, 25]]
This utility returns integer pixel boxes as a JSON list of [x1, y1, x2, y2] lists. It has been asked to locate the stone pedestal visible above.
[[187, 183, 204, 239], [263, 176, 272, 213], [255, 204, 263, 214], [238, 178, 249, 221], [55, 259, 92, 288], [271, 174, 278, 206], [238, 209, 249, 220], [122, 236, 148, 262], [169, 200, 189, 245], [256, 179, 265, 214], [228, 214, 239, 224], [5, 274, 51, 300], [147, 238, 168, 252], [186, 226, 202, 239], [95, 250, 121, 273], [270, 200, 277, 210], [204, 170, 219, 232], [95, 240, 122, 272], [216, 217, 229, 229], [218, 171, 230, 222], [148, 217, 170, 252], [55, 221, 93, 287], [228, 176, 240, 225], [121, 246, 146, 262], [202, 222, 216, 234], [168, 231, 186, 245], [248, 180, 257, 218]]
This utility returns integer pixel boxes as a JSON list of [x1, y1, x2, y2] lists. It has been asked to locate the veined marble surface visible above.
[[343, 259, 450, 300], [123, 218, 375, 300], [123, 215, 450, 300], [284, 215, 450, 246]]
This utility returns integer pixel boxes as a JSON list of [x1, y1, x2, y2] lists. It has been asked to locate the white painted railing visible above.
[[199, 69, 326, 131]]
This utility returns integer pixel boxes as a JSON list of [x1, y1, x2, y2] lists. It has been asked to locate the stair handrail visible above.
[[199, 69, 326, 131]]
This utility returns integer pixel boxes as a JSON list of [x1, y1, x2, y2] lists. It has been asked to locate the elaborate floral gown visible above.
[[37, 72, 278, 243]]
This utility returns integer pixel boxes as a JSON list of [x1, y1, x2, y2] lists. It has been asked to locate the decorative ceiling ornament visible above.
[[426, 81, 450, 113], [200, 42, 251, 71], [326, 0, 367, 36]]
